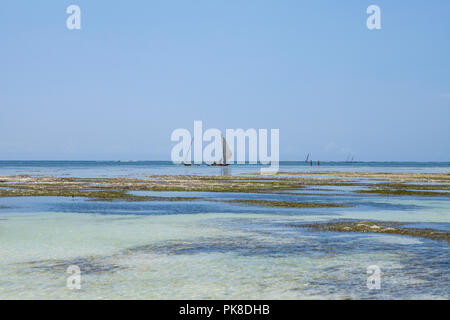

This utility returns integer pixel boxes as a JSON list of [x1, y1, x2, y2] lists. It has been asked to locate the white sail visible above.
[[221, 135, 232, 164], [184, 138, 193, 164]]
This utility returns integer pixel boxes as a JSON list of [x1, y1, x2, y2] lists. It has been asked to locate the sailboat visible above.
[[305, 153, 310, 162], [183, 138, 193, 166], [209, 135, 232, 166]]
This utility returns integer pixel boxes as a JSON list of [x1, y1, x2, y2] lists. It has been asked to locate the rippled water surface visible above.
[[0, 161, 449, 299]]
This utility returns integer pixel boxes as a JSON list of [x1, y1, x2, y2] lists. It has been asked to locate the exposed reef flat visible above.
[[225, 199, 348, 208], [0, 171, 449, 202], [297, 220, 450, 242], [272, 171, 450, 183], [0, 174, 347, 200], [355, 189, 450, 197]]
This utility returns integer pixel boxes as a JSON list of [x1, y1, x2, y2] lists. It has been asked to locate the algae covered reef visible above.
[[0, 171, 449, 202], [0, 174, 308, 199], [0, 171, 449, 257], [297, 220, 450, 243], [225, 199, 348, 208], [273, 170, 450, 183]]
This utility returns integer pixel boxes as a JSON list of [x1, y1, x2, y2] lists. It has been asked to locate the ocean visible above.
[[0, 161, 449, 299]]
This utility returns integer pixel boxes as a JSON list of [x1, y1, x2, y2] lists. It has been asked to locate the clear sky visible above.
[[1, 0, 449, 161]]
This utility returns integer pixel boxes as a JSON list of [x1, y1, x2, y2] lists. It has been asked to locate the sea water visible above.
[[0, 161, 449, 299]]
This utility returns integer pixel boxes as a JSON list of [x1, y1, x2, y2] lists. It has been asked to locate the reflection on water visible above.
[[220, 166, 231, 176]]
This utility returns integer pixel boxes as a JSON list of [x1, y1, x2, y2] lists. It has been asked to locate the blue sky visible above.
[[1, 0, 449, 161]]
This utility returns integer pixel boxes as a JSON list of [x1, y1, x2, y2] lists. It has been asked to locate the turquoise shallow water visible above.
[[1, 160, 450, 177], [0, 161, 449, 299]]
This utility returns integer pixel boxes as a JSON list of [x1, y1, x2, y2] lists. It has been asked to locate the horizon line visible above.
[[0, 160, 449, 163]]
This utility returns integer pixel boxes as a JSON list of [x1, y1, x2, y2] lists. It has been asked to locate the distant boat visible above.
[[305, 153, 310, 162], [345, 154, 355, 162], [183, 138, 193, 166], [209, 135, 232, 166]]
